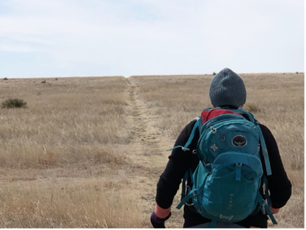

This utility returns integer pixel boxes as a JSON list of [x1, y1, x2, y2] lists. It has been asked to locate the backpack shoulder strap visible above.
[[168, 117, 201, 152]]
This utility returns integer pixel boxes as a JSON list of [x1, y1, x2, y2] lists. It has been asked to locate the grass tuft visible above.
[[1, 98, 27, 109]]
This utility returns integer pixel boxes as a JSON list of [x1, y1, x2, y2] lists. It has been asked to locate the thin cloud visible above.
[[0, 0, 303, 78]]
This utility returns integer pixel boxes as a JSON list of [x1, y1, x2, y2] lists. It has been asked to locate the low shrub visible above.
[[1, 98, 27, 109]]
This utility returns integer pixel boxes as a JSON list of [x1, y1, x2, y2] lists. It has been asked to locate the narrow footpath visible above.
[[125, 77, 184, 228]]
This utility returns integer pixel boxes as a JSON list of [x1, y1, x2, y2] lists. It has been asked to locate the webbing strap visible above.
[[167, 145, 189, 151], [260, 200, 278, 225], [167, 117, 200, 152], [180, 169, 192, 201], [182, 118, 200, 150], [255, 193, 277, 225], [235, 163, 242, 181], [263, 176, 272, 206], [177, 190, 194, 209]]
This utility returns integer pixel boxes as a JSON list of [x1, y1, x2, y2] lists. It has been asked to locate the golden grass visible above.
[[0, 180, 141, 228], [0, 73, 303, 228], [0, 77, 132, 168]]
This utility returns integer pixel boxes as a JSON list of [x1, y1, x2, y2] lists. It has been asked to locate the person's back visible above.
[[150, 68, 292, 228]]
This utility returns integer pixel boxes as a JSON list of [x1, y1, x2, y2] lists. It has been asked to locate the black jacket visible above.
[[155, 117, 292, 228]]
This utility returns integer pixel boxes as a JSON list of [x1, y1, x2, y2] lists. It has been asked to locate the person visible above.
[[150, 68, 292, 228]]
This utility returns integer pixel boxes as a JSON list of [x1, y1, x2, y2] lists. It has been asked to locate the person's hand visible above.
[[265, 199, 280, 214], [269, 207, 280, 214], [150, 212, 171, 228]]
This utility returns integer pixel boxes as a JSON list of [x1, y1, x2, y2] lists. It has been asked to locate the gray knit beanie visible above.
[[209, 68, 246, 108]]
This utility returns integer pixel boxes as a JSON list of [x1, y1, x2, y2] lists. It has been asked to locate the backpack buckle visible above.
[[185, 186, 194, 206], [185, 201, 194, 206]]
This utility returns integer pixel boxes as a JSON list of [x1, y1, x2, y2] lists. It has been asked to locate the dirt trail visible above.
[[125, 78, 184, 228], [126, 79, 164, 168]]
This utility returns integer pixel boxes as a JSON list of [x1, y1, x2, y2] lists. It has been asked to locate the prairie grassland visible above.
[[0, 73, 303, 228], [0, 76, 142, 227]]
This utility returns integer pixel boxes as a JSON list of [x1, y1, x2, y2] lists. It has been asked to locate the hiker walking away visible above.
[[150, 68, 292, 228]]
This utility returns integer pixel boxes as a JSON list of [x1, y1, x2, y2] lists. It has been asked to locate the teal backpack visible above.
[[172, 108, 277, 227]]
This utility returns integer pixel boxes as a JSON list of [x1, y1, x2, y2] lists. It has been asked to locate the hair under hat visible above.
[[209, 68, 246, 108]]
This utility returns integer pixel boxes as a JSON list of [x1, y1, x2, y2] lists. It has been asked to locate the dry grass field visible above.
[[0, 72, 303, 228]]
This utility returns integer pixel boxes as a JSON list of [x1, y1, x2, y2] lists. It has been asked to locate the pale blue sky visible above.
[[0, 0, 304, 78]]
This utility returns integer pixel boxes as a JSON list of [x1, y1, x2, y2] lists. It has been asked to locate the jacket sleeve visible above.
[[260, 124, 292, 208], [155, 119, 198, 209]]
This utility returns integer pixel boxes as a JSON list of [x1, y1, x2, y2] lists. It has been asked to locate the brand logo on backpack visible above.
[[232, 135, 247, 147]]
